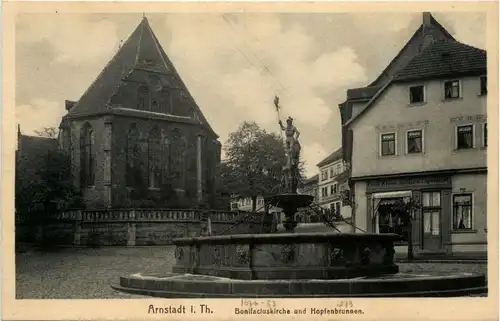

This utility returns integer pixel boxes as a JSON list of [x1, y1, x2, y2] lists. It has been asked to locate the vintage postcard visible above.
[[2, 1, 498, 320]]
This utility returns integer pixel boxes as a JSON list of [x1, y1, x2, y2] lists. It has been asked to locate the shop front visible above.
[[365, 175, 453, 256]]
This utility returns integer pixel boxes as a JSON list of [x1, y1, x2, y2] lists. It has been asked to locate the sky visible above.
[[15, 12, 486, 177]]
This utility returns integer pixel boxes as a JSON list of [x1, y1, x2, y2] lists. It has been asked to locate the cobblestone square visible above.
[[15, 247, 487, 299]]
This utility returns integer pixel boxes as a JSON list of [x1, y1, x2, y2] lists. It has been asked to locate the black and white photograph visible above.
[[3, 2, 497, 319]]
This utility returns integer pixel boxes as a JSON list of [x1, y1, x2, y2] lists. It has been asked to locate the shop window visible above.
[[377, 199, 410, 242], [453, 194, 473, 230]]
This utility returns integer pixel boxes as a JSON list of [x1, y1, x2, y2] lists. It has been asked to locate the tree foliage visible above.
[[16, 129, 82, 215], [221, 121, 305, 211], [34, 127, 58, 138]]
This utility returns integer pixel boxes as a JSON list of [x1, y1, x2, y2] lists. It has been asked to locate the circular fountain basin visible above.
[[171, 232, 400, 280], [112, 271, 487, 298], [112, 232, 487, 297]]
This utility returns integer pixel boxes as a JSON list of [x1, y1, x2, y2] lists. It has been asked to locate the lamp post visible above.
[[403, 196, 415, 261]]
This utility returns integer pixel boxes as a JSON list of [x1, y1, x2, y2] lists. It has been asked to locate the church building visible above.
[[18, 17, 222, 210]]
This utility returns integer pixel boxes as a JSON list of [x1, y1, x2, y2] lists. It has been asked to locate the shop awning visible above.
[[371, 191, 412, 218], [372, 191, 412, 199]]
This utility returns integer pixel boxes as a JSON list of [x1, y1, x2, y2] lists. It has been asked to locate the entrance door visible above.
[[421, 192, 442, 251]]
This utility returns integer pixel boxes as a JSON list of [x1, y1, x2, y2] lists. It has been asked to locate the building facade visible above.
[[317, 148, 351, 219], [19, 17, 222, 210], [230, 196, 267, 212], [342, 13, 487, 257]]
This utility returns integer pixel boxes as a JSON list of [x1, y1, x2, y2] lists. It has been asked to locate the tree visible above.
[[34, 127, 58, 138], [222, 121, 304, 212], [16, 129, 82, 246], [391, 197, 421, 261]]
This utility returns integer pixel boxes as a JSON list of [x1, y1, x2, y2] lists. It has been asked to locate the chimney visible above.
[[423, 12, 432, 27], [420, 12, 435, 52], [65, 100, 76, 112]]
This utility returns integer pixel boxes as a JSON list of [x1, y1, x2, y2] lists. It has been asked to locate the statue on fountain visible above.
[[278, 117, 301, 194], [278, 117, 301, 168]]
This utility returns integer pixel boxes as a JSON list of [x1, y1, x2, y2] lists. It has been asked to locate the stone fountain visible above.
[[112, 115, 487, 298]]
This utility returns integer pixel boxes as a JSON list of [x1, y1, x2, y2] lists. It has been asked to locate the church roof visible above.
[[317, 147, 343, 167], [66, 17, 217, 137], [393, 40, 486, 82]]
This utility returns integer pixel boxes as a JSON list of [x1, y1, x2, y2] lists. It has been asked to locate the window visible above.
[[409, 85, 425, 104], [335, 202, 341, 216], [422, 191, 441, 236], [246, 199, 251, 205], [79, 122, 95, 187], [453, 194, 473, 230], [456, 125, 474, 150], [336, 164, 342, 173], [330, 168, 334, 178], [148, 127, 162, 189], [159, 92, 170, 113], [377, 199, 410, 242], [380, 133, 396, 156], [406, 130, 423, 154], [138, 86, 150, 110], [321, 187, 328, 197], [480, 76, 487, 96], [321, 170, 328, 181], [126, 124, 142, 188], [330, 184, 337, 195], [231, 203, 238, 210], [483, 123, 487, 147], [444, 80, 460, 99]]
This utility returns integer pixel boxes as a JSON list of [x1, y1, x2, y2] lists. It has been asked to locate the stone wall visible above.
[[16, 209, 272, 246]]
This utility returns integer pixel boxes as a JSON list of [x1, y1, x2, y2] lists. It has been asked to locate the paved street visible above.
[[16, 246, 487, 299]]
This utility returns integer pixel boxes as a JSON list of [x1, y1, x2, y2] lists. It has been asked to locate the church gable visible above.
[[65, 17, 217, 138]]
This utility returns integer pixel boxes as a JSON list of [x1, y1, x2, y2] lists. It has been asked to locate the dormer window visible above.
[[480, 76, 487, 96], [444, 80, 460, 100], [409, 85, 425, 104]]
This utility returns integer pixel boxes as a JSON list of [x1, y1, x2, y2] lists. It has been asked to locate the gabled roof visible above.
[[345, 40, 487, 128], [368, 13, 455, 88], [393, 40, 486, 82], [66, 17, 217, 137], [339, 13, 455, 107], [317, 148, 343, 167], [302, 174, 319, 185]]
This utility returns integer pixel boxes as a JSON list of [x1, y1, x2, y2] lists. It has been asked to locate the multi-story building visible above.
[[317, 148, 350, 215], [230, 195, 267, 212], [341, 13, 487, 257]]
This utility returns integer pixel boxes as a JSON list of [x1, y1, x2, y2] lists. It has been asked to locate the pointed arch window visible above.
[[159, 91, 170, 114], [126, 124, 142, 188], [171, 128, 183, 179], [148, 126, 162, 189], [138, 86, 150, 111], [80, 122, 95, 187]]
